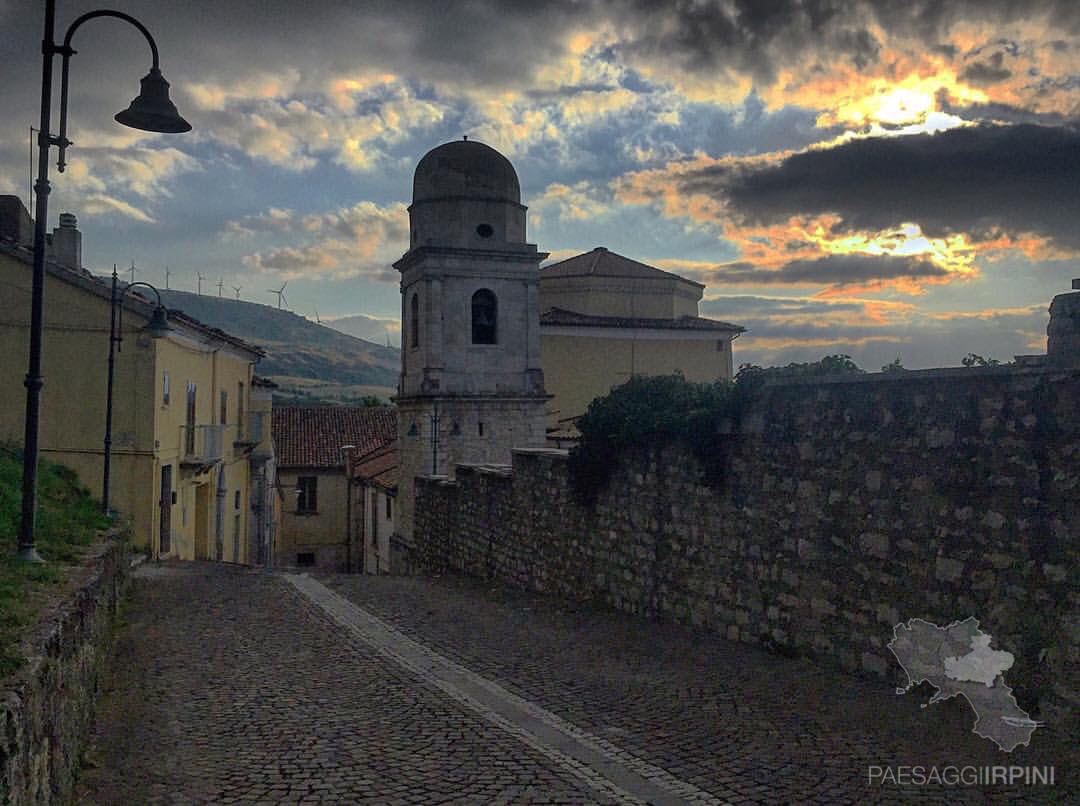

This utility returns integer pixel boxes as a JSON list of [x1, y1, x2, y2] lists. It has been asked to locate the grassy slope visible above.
[[155, 290, 400, 387], [0, 446, 111, 677]]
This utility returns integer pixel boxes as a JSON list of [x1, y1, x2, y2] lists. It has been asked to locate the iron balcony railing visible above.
[[182, 423, 225, 463]]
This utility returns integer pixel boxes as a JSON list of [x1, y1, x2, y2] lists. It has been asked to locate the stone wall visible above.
[[0, 535, 131, 804], [413, 366, 1079, 728]]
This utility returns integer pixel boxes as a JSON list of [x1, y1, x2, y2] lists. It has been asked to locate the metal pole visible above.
[[430, 401, 439, 475], [18, 0, 56, 562], [102, 266, 118, 513]]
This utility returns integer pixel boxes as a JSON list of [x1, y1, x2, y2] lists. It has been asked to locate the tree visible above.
[[881, 356, 906, 373], [962, 353, 1000, 367]]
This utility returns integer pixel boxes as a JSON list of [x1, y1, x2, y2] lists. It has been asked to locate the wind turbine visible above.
[[232, 285, 242, 300], [217, 278, 225, 297], [128, 260, 137, 284], [164, 265, 171, 290], [313, 308, 322, 324], [268, 282, 288, 309], [197, 272, 206, 295]]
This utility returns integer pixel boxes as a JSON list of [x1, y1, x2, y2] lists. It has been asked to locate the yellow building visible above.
[[272, 406, 396, 570], [539, 247, 744, 429], [0, 198, 269, 562]]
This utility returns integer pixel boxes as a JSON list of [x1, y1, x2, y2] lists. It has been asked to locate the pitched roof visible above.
[[352, 440, 399, 491], [540, 307, 744, 333], [0, 238, 264, 358], [272, 406, 397, 468], [541, 247, 704, 288]]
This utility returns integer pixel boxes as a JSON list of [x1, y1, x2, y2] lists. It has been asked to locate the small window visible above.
[[476, 223, 494, 238], [385, 495, 392, 520], [478, 421, 484, 436], [410, 292, 419, 348], [296, 552, 315, 567], [296, 476, 318, 513], [234, 490, 241, 510], [220, 390, 228, 425], [717, 340, 726, 351], [162, 370, 170, 406], [237, 382, 245, 433], [471, 289, 497, 344]]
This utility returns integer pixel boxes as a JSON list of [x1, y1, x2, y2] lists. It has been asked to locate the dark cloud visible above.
[[682, 124, 1080, 249], [704, 254, 948, 287], [935, 90, 1077, 126], [960, 52, 1012, 86], [605, 0, 1079, 87]]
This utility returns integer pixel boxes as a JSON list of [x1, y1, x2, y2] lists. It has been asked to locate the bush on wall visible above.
[[568, 356, 866, 504]]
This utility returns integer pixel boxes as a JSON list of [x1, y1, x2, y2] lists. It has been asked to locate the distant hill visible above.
[[154, 290, 400, 390], [325, 313, 401, 347]]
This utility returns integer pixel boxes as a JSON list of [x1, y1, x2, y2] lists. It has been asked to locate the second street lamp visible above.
[[17, 0, 190, 562], [102, 270, 172, 516]]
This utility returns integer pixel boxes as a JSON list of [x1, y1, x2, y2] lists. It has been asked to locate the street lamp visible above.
[[17, 0, 190, 562], [102, 269, 172, 516]]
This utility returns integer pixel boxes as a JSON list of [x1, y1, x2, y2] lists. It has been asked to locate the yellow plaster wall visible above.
[[540, 331, 735, 425], [0, 252, 257, 561], [277, 469, 348, 569]]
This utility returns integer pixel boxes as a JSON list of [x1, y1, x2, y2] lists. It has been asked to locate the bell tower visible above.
[[394, 138, 549, 541]]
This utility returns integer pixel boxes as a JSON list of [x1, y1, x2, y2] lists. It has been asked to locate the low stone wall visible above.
[[0, 535, 131, 805], [414, 366, 1079, 729]]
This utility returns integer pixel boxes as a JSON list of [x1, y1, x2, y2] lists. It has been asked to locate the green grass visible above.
[[0, 444, 111, 678]]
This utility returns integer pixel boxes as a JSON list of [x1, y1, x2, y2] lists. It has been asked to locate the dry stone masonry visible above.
[[413, 366, 1079, 733]]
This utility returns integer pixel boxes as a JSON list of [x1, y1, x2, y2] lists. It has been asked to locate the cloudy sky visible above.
[[1, 0, 1077, 367]]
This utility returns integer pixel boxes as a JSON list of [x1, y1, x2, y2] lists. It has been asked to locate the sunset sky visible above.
[[1, 0, 1077, 368]]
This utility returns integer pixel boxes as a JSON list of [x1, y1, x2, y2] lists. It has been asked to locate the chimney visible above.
[[0, 195, 33, 247], [48, 211, 82, 270]]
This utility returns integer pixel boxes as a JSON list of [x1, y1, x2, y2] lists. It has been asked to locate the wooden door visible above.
[[159, 465, 172, 555]]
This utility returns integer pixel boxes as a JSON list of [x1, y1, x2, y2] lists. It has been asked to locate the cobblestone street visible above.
[[77, 562, 1074, 804]]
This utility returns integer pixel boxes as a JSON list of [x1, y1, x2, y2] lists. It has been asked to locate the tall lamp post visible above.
[[103, 271, 172, 515], [17, 0, 190, 562]]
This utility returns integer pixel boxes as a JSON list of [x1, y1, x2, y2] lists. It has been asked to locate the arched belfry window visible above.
[[409, 292, 419, 348], [471, 289, 497, 344]]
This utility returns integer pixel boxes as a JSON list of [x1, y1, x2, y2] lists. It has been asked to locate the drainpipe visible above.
[[341, 445, 355, 573]]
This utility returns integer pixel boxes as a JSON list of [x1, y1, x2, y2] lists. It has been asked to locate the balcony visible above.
[[234, 411, 266, 454], [181, 424, 225, 471]]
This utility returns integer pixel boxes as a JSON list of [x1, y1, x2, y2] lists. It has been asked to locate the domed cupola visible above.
[[408, 138, 527, 249]]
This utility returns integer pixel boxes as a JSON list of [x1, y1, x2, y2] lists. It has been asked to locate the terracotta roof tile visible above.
[[541, 247, 703, 287], [272, 406, 396, 468]]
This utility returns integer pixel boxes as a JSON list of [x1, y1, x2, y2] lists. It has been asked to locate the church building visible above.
[[394, 139, 550, 541], [539, 247, 744, 431]]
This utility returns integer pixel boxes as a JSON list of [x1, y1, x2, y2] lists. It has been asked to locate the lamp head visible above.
[[146, 305, 172, 338], [115, 67, 192, 133]]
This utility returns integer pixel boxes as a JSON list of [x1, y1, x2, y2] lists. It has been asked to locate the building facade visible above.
[[394, 139, 550, 543], [272, 405, 396, 570], [0, 198, 266, 561], [539, 247, 744, 429]]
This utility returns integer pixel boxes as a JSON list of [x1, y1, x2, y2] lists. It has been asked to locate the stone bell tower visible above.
[[394, 138, 549, 541]]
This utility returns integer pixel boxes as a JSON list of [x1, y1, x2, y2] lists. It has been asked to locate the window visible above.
[[717, 340, 726, 351], [237, 381, 245, 434], [185, 382, 197, 455], [296, 476, 318, 513], [234, 490, 241, 510], [162, 370, 170, 406], [471, 289, 497, 344], [220, 390, 228, 425], [476, 223, 493, 238], [385, 494, 392, 520], [296, 552, 315, 567], [410, 292, 419, 348], [478, 421, 485, 437]]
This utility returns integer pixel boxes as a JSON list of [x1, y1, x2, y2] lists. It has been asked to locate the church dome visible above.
[[413, 139, 520, 205]]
